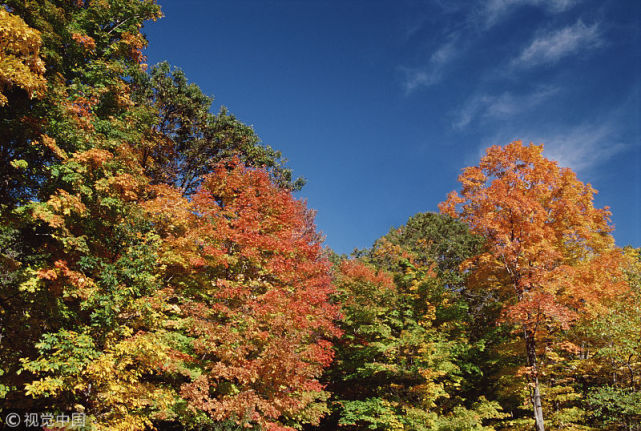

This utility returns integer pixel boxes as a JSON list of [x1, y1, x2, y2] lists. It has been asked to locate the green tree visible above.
[[318, 213, 505, 430], [130, 62, 303, 193]]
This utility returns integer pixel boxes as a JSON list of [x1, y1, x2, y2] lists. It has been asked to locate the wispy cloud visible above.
[[482, 0, 579, 28], [399, 0, 584, 94], [453, 86, 558, 129], [400, 37, 458, 93], [539, 123, 626, 172], [478, 117, 627, 173], [512, 20, 601, 68]]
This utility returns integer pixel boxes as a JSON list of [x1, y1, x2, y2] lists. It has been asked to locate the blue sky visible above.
[[144, 0, 641, 254]]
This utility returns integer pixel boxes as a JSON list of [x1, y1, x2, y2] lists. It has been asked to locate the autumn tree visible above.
[[1, 1, 310, 428], [1, 2, 163, 422], [0, 7, 46, 107], [506, 246, 641, 430], [3, 1, 638, 429], [130, 62, 303, 194], [571, 247, 641, 429], [440, 140, 628, 431], [143, 159, 339, 430], [0, 6, 47, 206], [318, 214, 505, 430]]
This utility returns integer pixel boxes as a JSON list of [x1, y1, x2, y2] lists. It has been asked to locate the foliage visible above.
[[143, 160, 339, 430], [0, 7, 46, 106], [0, 1, 317, 429], [587, 386, 641, 428], [440, 140, 630, 430], [0, 1, 637, 430], [131, 62, 304, 193], [318, 214, 507, 430]]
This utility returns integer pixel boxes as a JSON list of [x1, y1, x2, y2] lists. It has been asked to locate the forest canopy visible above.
[[0, 1, 639, 430]]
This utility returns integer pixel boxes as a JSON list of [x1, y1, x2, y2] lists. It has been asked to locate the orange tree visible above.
[[439, 141, 628, 431], [143, 159, 340, 430]]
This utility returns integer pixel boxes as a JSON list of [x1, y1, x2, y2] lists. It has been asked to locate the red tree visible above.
[[144, 159, 340, 430]]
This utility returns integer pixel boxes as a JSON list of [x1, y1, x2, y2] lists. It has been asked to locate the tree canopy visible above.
[[0, 2, 638, 430]]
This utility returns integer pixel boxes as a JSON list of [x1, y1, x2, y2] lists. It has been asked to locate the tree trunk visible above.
[[525, 329, 545, 431]]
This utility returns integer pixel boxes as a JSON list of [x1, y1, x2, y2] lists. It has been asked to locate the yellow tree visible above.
[[0, 8, 46, 106], [439, 141, 628, 431]]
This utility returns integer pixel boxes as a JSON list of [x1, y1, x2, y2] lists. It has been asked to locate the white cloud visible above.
[[482, 0, 579, 28], [478, 119, 627, 173], [400, 68, 436, 93], [453, 86, 558, 129], [539, 124, 626, 172], [400, 37, 458, 93], [513, 20, 601, 68], [430, 38, 458, 65], [399, 0, 585, 94]]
